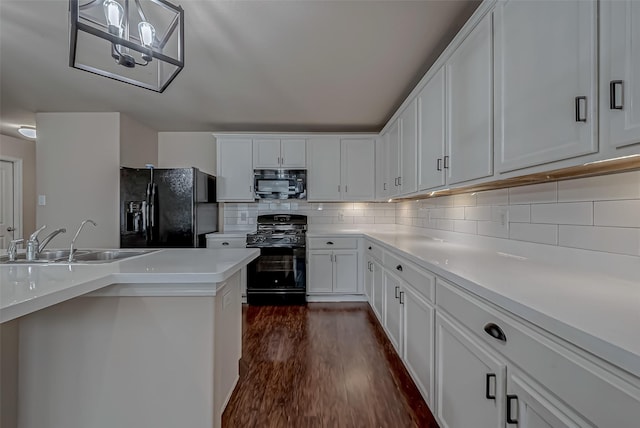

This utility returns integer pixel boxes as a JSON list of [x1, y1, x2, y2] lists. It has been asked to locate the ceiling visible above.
[[0, 0, 480, 139]]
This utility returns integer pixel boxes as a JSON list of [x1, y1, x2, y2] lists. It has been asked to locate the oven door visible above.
[[247, 247, 306, 293]]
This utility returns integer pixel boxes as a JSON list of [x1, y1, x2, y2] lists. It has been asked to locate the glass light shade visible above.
[[138, 22, 155, 48], [69, 0, 184, 93], [103, 0, 124, 34], [18, 127, 37, 139]]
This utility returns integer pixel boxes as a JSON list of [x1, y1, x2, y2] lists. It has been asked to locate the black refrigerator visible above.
[[120, 167, 218, 248]]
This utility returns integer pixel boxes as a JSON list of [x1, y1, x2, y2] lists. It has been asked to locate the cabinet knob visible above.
[[326, 241, 334, 245], [483, 323, 506, 342], [396, 264, 403, 272], [368, 246, 372, 250]]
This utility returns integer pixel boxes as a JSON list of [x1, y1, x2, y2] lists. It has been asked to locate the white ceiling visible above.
[[0, 0, 479, 139]]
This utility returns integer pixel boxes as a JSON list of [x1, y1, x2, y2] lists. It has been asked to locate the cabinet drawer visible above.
[[364, 240, 383, 261], [206, 237, 246, 249], [437, 279, 640, 428], [307, 237, 358, 250], [383, 252, 434, 303]]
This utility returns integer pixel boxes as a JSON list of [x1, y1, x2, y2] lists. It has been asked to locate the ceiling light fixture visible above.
[[18, 127, 37, 139], [69, 0, 184, 93]]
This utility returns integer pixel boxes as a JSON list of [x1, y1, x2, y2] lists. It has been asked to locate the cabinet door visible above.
[[307, 251, 334, 293], [372, 261, 384, 322], [494, 0, 597, 172], [418, 67, 446, 192], [507, 370, 591, 428], [217, 139, 254, 201], [600, 0, 640, 149], [341, 139, 375, 201], [403, 285, 435, 407], [375, 136, 389, 201], [280, 139, 306, 168], [364, 256, 373, 301], [446, 13, 493, 185], [306, 137, 342, 201], [334, 251, 358, 293], [387, 121, 401, 197], [435, 312, 505, 428], [399, 100, 418, 194], [383, 272, 403, 354], [253, 139, 281, 168]]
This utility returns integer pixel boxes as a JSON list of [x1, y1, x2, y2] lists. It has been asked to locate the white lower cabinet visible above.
[[383, 271, 403, 354], [435, 311, 506, 428], [402, 285, 435, 406], [371, 259, 384, 322], [307, 250, 358, 295]]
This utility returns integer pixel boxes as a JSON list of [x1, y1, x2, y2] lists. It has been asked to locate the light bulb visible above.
[[103, 0, 124, 35], [138, 22, 155, 48]]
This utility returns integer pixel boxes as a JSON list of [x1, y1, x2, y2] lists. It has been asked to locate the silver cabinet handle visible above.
[[399, 291, 404, 305], [610, 80, 624, 110], [345, 185, 348, 193], [383, 182, 387, 191], [443, 156, 449, 169], [395, 286, 400, 299], [398, 176, 402, 186], [437, 158, 442, 171], [575, 96, 587, 122]]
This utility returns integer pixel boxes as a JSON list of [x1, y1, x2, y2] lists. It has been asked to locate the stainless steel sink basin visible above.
[[72, 250, 151, 262], [0, 249, 156, 264]]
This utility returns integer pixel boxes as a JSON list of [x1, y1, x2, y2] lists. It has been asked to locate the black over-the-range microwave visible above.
[[253, 169, 306, 200]]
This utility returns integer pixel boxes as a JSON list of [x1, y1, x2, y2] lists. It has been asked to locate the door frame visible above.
[[0, 156, 23, 240]]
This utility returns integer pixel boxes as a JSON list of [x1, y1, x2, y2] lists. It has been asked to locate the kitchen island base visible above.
[[16, 272, 242, 428]]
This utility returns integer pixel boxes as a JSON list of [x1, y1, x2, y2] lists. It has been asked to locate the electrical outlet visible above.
[[337, 211, 345, 223], [238, 211, 248, 225], [497, 207, 509, 230]]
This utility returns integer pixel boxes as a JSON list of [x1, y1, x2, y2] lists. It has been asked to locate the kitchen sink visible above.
[[0, 249, 156, 264]]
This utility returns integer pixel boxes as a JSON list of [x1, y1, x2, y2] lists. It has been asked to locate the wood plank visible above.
[[223, 303, 438, 427]]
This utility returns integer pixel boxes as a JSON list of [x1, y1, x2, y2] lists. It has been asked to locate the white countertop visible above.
[[308, 225, 640, 378], [0, 248, 260, 323]]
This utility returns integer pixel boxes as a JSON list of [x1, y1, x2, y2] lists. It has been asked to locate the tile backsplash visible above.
[[396, 170, 640, 256], [223, 201, 395, 227]]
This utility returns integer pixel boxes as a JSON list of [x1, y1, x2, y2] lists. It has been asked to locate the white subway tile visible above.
[[530, 202, 593, 225], [375, 217, 395, 224], [422, 217, 438, 229], [477, 188, 509, 206], [437, 196, 454, 207], [453, 193, 477, 207], [594, 200, 640, 227], [477, 221, 509, 239], [384, 210, 397, 217], [224, 217, 238, 225], [309, 217, 333, 224], [436, 219, 454, 231], [430, 208, 446, 219], [354, 216, 375, 224], [445, 207, 465, 220], [491, 206, 510, 223], [454, 220, 478, 234], [509, 223, 558, 245], [508, 205, 530, 223], [334, 216, 354, 224], [509, 182, 557, 204], [559, 225, 640, 256], [558, 171, 640, 202], [465, 206, 491, 221]]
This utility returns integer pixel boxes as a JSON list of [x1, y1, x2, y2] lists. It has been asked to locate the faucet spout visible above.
[[38, 228, 66, 253], [68, 219, 97, 262]]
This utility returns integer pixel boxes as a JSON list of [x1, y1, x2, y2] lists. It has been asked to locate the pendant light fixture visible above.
[[69, 0, 184, 93]]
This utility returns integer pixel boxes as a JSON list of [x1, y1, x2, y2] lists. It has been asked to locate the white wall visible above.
[[0, 133, 36, 237], [36, 113, 120, 248], [158, 132, 216, 175], [120, 114, 158, 168]]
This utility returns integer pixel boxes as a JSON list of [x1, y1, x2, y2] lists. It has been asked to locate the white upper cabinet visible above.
[[253, 138, 306, 168], [600, 0, 640, 150], [216, 138, 254, 202], [306, 137, 342, 201], [375, 136, 389, 201], [387, 120, 401, 197], [400, 100, 418, 195], [341, 139, 375, 201], [446, 13, 494, 185], [418, 67, 446, 192], [494, 0, 598, 172], [307, 137, 375, 201]]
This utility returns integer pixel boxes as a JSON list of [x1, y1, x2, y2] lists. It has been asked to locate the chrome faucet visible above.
[[68, 219, 97, 262], [26, 225, 67, 261], [7, 239, 24, 261]]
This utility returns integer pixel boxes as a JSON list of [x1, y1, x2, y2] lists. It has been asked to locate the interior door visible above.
[[0, 160, 15, 249]]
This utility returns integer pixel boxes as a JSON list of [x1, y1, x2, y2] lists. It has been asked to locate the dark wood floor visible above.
[[222, 303, 439, 428]]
